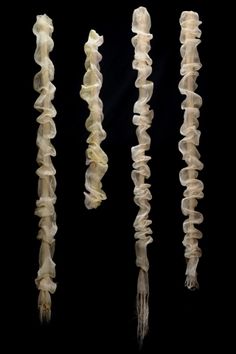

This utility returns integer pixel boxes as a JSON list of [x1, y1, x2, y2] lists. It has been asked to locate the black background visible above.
[[5, 0, 231, 352]]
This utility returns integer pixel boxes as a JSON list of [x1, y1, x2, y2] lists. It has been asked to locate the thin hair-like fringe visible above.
[[137, 269, 149, 347]]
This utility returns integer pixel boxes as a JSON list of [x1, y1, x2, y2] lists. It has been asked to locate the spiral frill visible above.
[[33, 14, 57, 321], [179, 11, 204, 289], [80, 30, 108, 209], [131, 7, 154, 344]]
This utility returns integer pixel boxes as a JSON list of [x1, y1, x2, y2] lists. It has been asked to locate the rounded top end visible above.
[[132, 6, 151, 33], [33, 14, 53, 35]]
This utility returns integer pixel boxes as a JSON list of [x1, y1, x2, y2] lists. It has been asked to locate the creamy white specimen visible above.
[[33, 14, 57, 321], [179, 11, 204, 289], [80, 30, 108, 209], [131, 6, 154, 344]]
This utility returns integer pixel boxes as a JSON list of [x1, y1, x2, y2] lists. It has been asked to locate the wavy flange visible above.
[[80, 30, 108, 209], [131, 6, 154, 344], [33, 14, 57, 321], [179, 11, 204, 289]]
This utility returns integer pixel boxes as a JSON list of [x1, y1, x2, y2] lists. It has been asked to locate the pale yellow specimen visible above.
[[179, 11, 204, 289], [131, 6, 154, 345], [33, 14, 57, 321], [80, 30, 108, 209]]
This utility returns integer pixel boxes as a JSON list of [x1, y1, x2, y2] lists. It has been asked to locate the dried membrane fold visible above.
[[179, 11, 204, 289], [80, 30, 108, 209], [33, 14, 57, 321], [131, 6, 154, 344]]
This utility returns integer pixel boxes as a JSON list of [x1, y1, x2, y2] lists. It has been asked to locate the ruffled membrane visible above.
[[80, 30, 108, 209], [179, 11, 204, 290], [33, 14, 57, 321], [131, 7, 154, 345]]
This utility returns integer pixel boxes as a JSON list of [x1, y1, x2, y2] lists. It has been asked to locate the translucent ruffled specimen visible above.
[[80, 30, 108, 209], [33, 14, 57, 321], [131, 6, 154, 344], [178, 11, 204, 290]]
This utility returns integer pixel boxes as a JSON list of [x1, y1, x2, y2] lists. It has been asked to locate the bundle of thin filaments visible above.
[[33, 14, 57, 321], [178, 11, 204, 289], [80, 30, 108, 209], [131, 6, 154, 344]]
